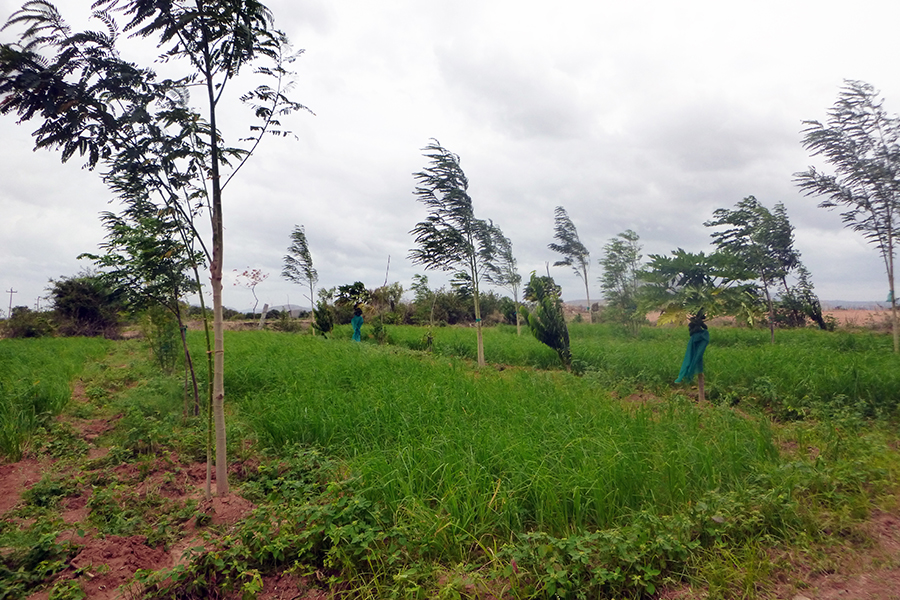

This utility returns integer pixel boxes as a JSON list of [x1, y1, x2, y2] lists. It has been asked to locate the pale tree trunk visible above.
[[582, 267, 591, 322], [514, 295, 522, 336], [474, 288, 485, 367], [200, 16, 229, 497], [888, 246, 898, 353]]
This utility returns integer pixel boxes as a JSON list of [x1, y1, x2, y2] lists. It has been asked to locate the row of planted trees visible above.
[[2, 0, 898, 503]]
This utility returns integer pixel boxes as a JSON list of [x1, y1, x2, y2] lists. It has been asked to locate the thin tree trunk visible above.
[[583, 267, 591, 323], [514, 296, 522, 336], [177, 316, 200, 416], [200, 9, 229, 496], [698, 373, 705, 403], [474, 288, 485, 367]]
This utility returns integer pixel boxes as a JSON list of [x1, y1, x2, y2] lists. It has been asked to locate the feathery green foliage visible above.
[[282, 224, 318, 317], [796, 79, 900, 351], [519, 272, 571, 369], [409, 139, 496, 366], [548, 205, 591, 308]]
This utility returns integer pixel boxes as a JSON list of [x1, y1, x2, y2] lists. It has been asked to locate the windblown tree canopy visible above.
[[282, 224, 318, 317], [795, 79, 900, 352], [598, 229, 645, 335], [0, 0, 309, 495], [705, 196, 804, 343], [408, 139, 496, 367], [548, 206, 591, 310], [484, 226, 523, 335]]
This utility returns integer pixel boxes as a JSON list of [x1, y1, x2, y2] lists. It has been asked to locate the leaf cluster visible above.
[[282, 224, 318, 289], [795, 80, 900, 264], [548, 205, 590, 278], [520, 272, 571, 369], [408, 140, 497, 281]]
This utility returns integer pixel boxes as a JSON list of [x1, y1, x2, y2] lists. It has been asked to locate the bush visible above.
[[2, 306, 54, 338], [48, 273, 122, 338]]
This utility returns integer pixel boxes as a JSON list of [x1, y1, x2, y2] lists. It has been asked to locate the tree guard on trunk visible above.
[[676, 311, 709, 400]]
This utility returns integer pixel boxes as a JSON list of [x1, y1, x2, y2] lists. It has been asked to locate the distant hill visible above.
[[236, 304, 309, 317], [564, 299, 888, 311], [820, 300, 888, 311]]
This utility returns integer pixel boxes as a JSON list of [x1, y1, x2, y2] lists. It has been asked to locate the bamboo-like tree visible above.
[[409, 139, 495, 367], [795, 80, 900, 352], [484, 225, 523, 335], [282, 225, 318, 321], [704, 197, 802, 343], [80, 199, 203, 414], [0, 0, 309, 495], [548, 206, 592, 313]]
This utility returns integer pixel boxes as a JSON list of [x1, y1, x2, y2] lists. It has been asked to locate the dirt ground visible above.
[[0, 384, 324, 600]]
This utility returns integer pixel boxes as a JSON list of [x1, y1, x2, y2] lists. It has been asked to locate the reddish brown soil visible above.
[[0, 384, 326, 600]]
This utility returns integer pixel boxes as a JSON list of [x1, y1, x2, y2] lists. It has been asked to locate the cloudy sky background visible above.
[[3, 0, 900, 314]]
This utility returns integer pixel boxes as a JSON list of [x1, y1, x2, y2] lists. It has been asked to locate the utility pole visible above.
[[6, 288, 17, 318]]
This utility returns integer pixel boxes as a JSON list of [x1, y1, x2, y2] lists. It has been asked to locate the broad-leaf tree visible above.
[[409, 140, 495, 367], [484, 225, 523, 335], [0, 0, 308, 495], [598, 229, 645, 335], [795, 80, 900, 352], [282, 224, 318, 319], [704, 196, 802, 343], [641, 249, 758, 326], [548, 206, 591, 313]]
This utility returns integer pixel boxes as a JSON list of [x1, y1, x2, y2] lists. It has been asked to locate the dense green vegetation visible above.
[[330, 322, 900, 418], [0, 337, 109, 459], [3, 326, 900, 598]]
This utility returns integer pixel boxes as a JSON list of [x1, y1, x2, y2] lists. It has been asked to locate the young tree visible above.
[[520, 272, 571, 370], [233, 268, 269, 316], [81, 200, 203, 413], [0, 1, 308, 495], [598, 229, 645, 335], [795, 80, 900, 352], [704, 196, 802, 343], [282, 225, 318, 320], [484, 225, 523, 335], [640, 249, 758, 326], [548, 206, 591, 314], [409, 140, 495, 367]]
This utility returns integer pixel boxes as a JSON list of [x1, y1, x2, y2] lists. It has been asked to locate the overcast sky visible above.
[[3, 0, 900, 315]]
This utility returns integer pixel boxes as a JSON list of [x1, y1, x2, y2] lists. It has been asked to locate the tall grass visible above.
[[334, 322, 900, 417], [224, 332, 780, 544], [0, 337, 110, 459]]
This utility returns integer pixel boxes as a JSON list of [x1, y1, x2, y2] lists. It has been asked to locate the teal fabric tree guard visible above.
[[351, 307, 363, 342], [675, 329, 709, 382], [676, 310, 709, 383]]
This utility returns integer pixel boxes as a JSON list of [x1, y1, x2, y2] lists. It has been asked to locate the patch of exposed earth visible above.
[[0, 382, 326, 600]]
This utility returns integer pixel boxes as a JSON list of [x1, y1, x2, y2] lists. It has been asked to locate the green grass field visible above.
[[0, 337, 109, 459], [3, 325, 899, 598], [213, 325, 900, 596]]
